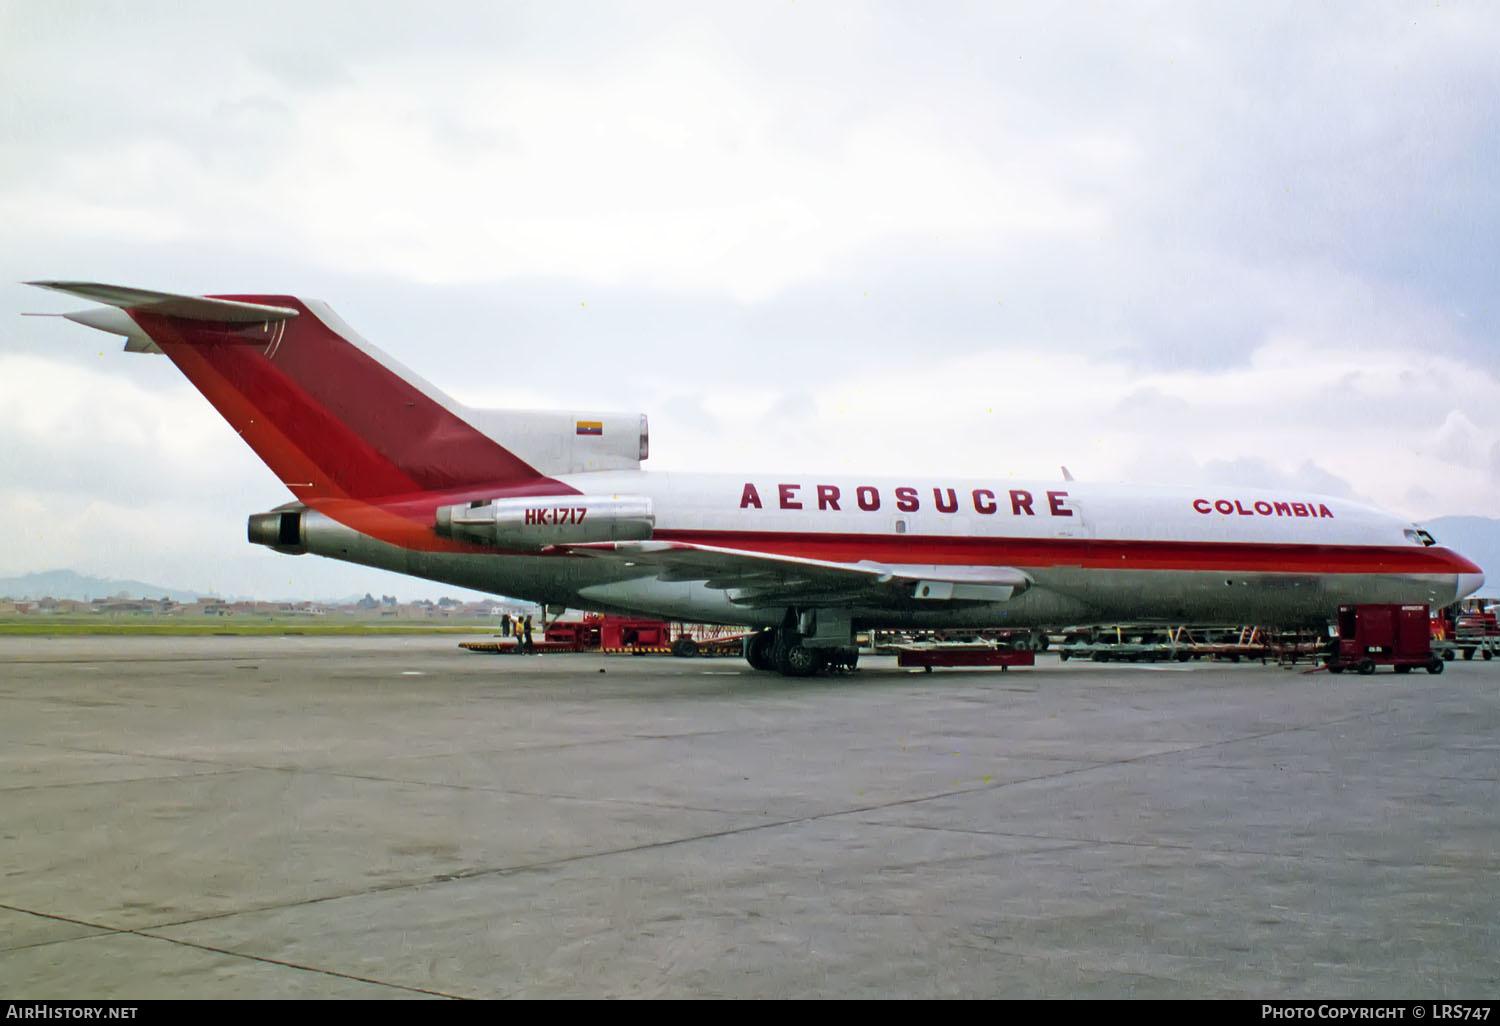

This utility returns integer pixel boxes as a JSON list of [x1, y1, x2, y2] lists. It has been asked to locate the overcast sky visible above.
[[3, 1, 1498, 600]]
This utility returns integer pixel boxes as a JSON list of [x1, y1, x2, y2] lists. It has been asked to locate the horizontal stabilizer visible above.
[[26, 281, 298, 323]]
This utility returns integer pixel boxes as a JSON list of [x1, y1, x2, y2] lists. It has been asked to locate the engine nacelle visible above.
[[464, 410, 649, 475], [247, 505, 307, 555], [434, 495, 654, 549]]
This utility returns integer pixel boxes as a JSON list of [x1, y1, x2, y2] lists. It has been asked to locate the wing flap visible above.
[[558, 539, 1032, 607]]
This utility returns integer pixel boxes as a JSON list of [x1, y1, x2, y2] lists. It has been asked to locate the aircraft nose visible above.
[[1457, 572, 1486, 600]]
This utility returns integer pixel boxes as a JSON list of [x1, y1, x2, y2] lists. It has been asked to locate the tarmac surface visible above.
[[1, 635, 1496, 999]]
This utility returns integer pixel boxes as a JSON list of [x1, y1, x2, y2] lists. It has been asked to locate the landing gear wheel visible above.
[[1427, 658, 1445, 675], [745, 630, 777, 671], [774, 634, 823, 678]]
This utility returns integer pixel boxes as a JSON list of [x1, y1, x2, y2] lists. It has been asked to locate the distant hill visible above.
[[0, 571, 218, 604], [1420, 516, 1500, 598], [0, 569, 506, 606]]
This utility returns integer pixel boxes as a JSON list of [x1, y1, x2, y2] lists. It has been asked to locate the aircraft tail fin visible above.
[[26, 281, 567, 503]]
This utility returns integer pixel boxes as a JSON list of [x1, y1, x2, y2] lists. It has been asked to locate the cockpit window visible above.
[[1405, 528, 1437, 547]]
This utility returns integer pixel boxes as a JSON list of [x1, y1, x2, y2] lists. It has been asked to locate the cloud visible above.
[[0, 352, 262, 499], [636, 333, 1500, 522]]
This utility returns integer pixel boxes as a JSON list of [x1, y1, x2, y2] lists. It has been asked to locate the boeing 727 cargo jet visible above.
[[27, 281, 1485, 675]]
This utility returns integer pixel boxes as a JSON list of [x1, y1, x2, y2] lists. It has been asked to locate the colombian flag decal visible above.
[[576, 421, 603, 436]]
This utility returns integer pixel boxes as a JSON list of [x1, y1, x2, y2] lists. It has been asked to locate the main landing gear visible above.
[[743, 627, 859, 677]]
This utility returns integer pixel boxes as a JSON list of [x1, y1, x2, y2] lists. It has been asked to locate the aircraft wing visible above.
[[557, 539, 1032, 606]]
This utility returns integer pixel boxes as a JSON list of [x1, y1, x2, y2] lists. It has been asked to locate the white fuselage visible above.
[[299, 471, 1478, 628]]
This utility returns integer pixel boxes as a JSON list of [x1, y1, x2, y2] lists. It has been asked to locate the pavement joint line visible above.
[[848, 819, 1499, 870], [128, 930, 466, 999], [0, 767, 246, 794], [0, 902, 461, 998], [0, 922, 115, 956]]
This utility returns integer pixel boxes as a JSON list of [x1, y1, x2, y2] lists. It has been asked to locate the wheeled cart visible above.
[[1324, 604, 1443, 675]]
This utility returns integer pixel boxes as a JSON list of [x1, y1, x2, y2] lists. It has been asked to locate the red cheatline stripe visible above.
[[652, 529, 1482, 575]]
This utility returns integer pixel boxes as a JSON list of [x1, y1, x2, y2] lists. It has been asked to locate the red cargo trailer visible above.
[[1325, 604, 1443, 675], [599, 616, 672, 651]]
